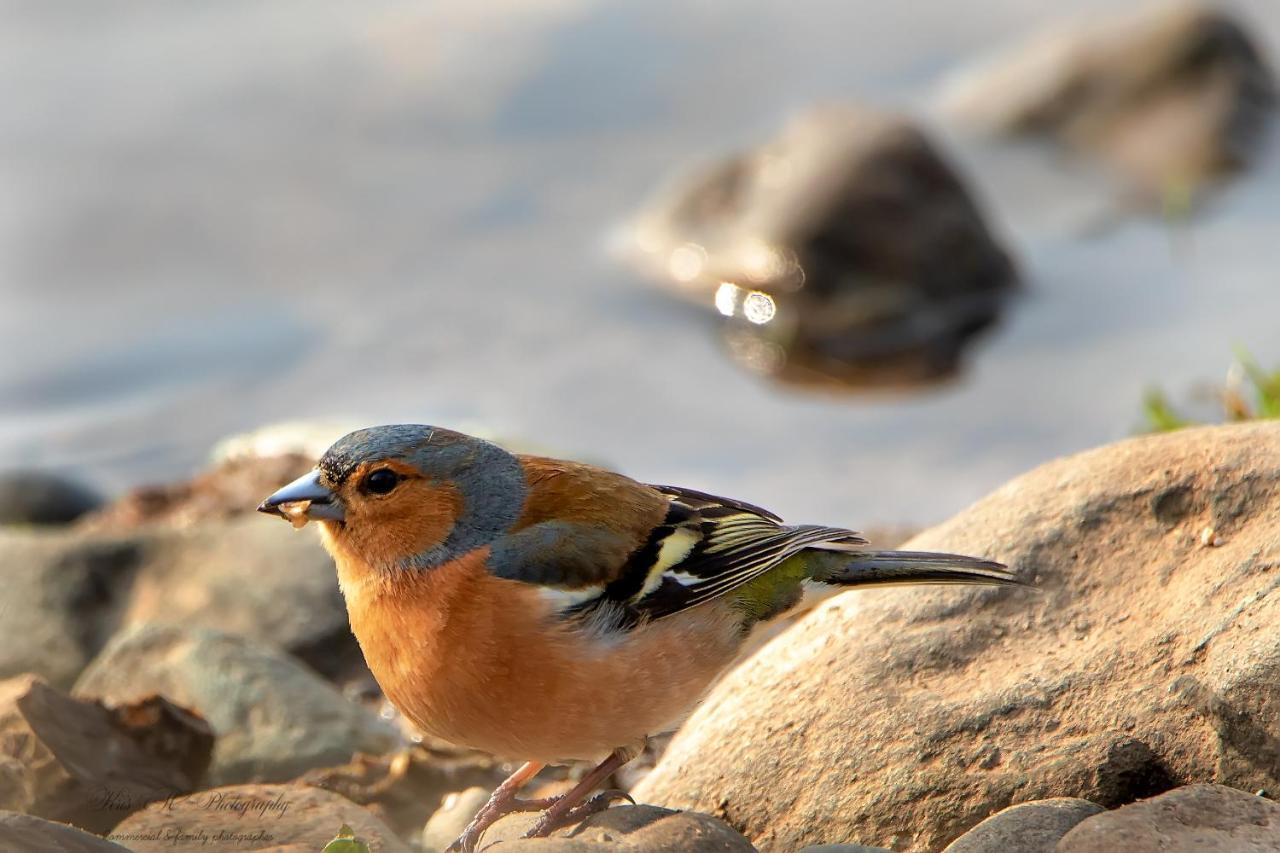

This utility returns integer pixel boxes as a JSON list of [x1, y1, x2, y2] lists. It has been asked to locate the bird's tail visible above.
[[810, 547, 1023, 588]]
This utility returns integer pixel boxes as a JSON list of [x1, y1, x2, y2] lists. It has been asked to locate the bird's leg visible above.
[[447, 760, 546, 853], [522, 746, 638, 839]]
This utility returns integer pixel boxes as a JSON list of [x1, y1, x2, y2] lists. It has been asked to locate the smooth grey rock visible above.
[[421, 786, 490, 853], [0, 530, 140, 687], [943, 798, 1104, 852], [0, 810, 130, 853], [0, 471, 103, 525], [73, 623, 397, 785]]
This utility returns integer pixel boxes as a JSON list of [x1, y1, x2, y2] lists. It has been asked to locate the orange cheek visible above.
[[347, 480, 464, 570]]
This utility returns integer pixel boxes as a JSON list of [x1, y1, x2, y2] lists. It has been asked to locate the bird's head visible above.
[[258, 424, 527, 572]]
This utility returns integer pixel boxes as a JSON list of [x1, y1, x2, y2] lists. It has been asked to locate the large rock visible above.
[[482, 805, 758, 852], [636, 422, 1280, 850], [0, 674, 212, 833], [625, 104, 1016, 390], [940, 2, 1277, 200], [1057, 784, 1280, 852], [73, 624, 397, 785], [0, 531, 142, 688], [0, 811, 130, 853], [0, 471, 103, 526], [106, 783, 411, 853], [942, 798, 1104, 852], [0, 518, 364, 687], [116, 519, 362, 683]]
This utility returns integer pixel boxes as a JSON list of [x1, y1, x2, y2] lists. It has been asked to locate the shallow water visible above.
[[4, 0, 1280, 527]]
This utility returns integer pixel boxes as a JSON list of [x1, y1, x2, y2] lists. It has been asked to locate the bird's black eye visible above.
[[363, 468, 400, 495]]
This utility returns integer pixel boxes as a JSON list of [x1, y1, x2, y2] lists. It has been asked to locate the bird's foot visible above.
[[446, 761, 548, 853], [521, 789, 635, 839]]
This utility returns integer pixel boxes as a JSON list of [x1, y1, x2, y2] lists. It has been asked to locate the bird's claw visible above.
[[521, 789, 635, 838]]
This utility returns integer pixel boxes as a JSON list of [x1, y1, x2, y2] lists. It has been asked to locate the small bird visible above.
[[258, 425, 1020, 851]]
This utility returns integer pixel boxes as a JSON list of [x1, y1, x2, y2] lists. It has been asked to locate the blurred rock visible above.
[[798, 847, 893, 853], [637, 422, 1280, 849], [1057, 784, 1280, 852], [0, 674, 212, 833], [0, 811, 131, 852], [940, 2, 1277, 202], [1, 514, 366, 687], [81, 452, 313, 531], [0, 471, 103, 526], [942, 798, 1104, 852], [118, 518, 364, 684], [300, 746, 502, 841], [482, 805, 757, 851], [73, 624, 397, 785], [0, 530, 141, 688], [421, 786, 491, 853], [624, 104, 1016, 391], [107, 783, 411, 853]]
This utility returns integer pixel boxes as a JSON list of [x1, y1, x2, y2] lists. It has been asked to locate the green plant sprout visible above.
[[321, 824, 372, 853], [1143, 348, 1280, 433]]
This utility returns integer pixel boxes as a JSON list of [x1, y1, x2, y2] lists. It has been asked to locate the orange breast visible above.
[[337, 548, 745, 763]]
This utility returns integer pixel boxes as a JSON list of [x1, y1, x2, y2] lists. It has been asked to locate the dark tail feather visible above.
[[819, 549, 1024, 588]]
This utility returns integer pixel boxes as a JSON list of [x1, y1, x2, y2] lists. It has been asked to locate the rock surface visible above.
[[625, 104, 1015, 390], [116, 518, 362, 683], [942, 798, 1104, 852], [421, 786, 491, 853], [940, 2, 1277, 199], [73, 624, 397, 785], [301, 746, 501, 841], [483, 805, 758, 851], [0, 518, 365, 687], [81, 453, 313, 530], [0, 531, 141, 687], [0, 674, 212, 833], [637, 422, 1280, 850], [1057, 784, 1280, 852], [0, 471, 103, 526], [0, 810, 131, 852], [106, 783, 411, 853]]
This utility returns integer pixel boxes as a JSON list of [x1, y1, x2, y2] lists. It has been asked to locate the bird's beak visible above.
[[257, 470, 345, 525]]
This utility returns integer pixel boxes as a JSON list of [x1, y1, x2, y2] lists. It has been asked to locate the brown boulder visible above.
[[106, 783, 411, 852], [940, 2, 1277, 201], [0, 674, 212, 833], [624, 104, 1016, 391], [636, 422, 1280, 850], [80, 452, 313, 530], [0, 810, 130, 852], [1057, 784, 1280, 852], [482, 805, 757, 852]]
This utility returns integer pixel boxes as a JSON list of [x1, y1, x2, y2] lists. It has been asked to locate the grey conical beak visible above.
[[257, 470, 345, 522]]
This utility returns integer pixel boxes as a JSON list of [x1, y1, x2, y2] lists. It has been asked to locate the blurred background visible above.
[[4, 0, 1280, 528]]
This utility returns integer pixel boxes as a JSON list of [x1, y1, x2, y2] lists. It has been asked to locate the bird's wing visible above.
[[614, 484, 865, 621], [488, 458, 864, 627]]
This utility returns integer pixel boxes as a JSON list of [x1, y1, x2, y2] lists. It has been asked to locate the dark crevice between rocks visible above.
[[58, 540, 145, 667], [1092, 736, 1178, 808]]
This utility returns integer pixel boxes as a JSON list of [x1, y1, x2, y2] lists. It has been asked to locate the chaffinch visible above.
[[258, 424, 1019, 851]]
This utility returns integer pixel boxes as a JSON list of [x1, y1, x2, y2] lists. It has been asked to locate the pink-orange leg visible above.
[[447, 760, 546, 853], [522, 747, 637, 839]]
